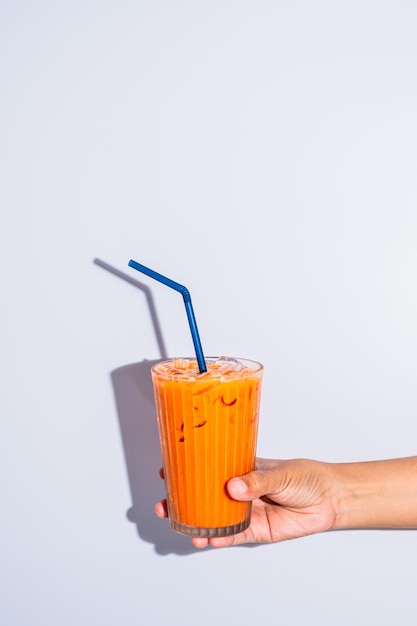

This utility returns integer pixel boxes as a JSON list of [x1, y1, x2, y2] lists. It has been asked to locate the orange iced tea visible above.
[[151, 357, 263, 537]]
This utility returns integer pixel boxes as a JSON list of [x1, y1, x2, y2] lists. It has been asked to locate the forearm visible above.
[[331, 456, 417, 530]]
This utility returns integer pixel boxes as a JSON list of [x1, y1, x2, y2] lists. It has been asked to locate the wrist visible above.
[[329, 462, 366, 530]]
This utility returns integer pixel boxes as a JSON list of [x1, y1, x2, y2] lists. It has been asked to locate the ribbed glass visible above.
[[151, 357, 263, 537]]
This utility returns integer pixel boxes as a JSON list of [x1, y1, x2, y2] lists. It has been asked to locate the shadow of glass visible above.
[[111, 359, 201, 555]]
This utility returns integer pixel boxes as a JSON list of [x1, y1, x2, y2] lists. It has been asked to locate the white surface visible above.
[[2, 2, 417, 625]]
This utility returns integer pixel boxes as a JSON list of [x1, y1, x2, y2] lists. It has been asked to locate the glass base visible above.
[[171, 518, 250, 538]]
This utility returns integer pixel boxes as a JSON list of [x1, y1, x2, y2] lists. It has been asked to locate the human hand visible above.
[[155, 457, 338, 549]]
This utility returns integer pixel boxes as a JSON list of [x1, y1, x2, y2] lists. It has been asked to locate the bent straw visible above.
[[128, 259, 207, 373]]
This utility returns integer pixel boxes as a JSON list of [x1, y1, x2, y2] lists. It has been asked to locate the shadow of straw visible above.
[[94, 258, 202, 555], [93, 258, 168, 360]]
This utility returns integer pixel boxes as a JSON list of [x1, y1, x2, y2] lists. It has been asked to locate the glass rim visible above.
[[151, 356, 264, 378]]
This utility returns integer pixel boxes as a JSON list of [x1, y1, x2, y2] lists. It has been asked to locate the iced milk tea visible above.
[[151, 357, 263, 537]]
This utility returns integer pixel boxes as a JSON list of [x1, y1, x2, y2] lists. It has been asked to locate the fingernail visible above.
[[229, 478, 246, 496]]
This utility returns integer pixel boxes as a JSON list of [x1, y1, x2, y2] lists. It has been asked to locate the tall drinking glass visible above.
[[151, 356, 263, 538]]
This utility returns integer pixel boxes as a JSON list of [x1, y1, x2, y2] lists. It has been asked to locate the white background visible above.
[[2, 1, 417, 625]]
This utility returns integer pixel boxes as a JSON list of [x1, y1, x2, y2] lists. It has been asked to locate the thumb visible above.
[[227, 470, 269, 501]]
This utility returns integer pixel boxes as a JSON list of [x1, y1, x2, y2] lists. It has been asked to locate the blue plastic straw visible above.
[[128, 259, 207, 373]]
